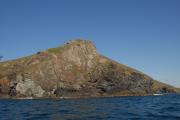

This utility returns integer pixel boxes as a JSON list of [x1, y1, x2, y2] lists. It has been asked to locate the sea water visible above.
[[0, 94, 180, 120]]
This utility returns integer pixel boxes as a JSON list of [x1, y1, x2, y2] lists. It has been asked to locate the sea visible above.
[[0, 94, 180, 120]]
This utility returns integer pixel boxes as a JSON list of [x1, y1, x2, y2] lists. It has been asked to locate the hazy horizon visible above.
[[0, 0, 180, 87]]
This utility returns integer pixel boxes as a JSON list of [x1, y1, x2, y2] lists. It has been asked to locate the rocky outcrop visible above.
[[0, 40, 179, 98], [16, 81, 44, 97]]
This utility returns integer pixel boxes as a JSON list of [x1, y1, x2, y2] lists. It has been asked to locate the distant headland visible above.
[[0, 40, 179, 99]]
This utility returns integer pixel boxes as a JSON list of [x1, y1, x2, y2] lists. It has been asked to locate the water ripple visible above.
[[0, 94, 180, 120]]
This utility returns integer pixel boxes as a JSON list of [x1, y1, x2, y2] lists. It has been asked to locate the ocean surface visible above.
[[0, 94, 180, 120]]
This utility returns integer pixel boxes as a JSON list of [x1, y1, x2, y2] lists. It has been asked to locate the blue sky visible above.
[[0, 0, 180, 87]]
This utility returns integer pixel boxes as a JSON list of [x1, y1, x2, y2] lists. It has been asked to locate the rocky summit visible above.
[[0, 40, 179, 98]]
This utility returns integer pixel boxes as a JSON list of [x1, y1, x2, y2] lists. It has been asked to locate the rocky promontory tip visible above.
[[0, 39, 179, 98]]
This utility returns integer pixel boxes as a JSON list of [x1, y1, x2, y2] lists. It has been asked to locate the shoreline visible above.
[[0, 93, 178, 100]]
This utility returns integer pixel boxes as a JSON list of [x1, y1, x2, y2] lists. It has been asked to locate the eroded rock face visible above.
[[15, 73, 44, 97], [86, 61, 153, 96], [16, 80, 45, 97], [0, 40, 178, 98], [62, 40, 97, 69]]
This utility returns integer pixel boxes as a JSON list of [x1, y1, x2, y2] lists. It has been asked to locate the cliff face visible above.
[[0, 40, 178, 98]]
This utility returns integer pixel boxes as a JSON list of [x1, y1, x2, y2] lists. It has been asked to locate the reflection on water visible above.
[[0, 94, 180, 120]]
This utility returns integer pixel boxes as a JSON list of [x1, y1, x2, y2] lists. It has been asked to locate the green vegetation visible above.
[[48, 46, 66, 54]]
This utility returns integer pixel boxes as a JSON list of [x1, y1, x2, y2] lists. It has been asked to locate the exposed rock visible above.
[[16, 79, 45, 97], [61, 40, 97, 69], [9, 85, 16, 97], [0, 39, 179, 98]]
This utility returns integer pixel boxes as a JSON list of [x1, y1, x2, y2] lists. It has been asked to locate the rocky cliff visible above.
[[0, 40, 179, 98]]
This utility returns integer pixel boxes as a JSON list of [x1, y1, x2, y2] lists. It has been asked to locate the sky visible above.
[[0, 0, 180, 87]]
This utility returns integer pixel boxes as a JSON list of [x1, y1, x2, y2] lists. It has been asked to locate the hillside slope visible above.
[[0, 40, 179, 98]]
